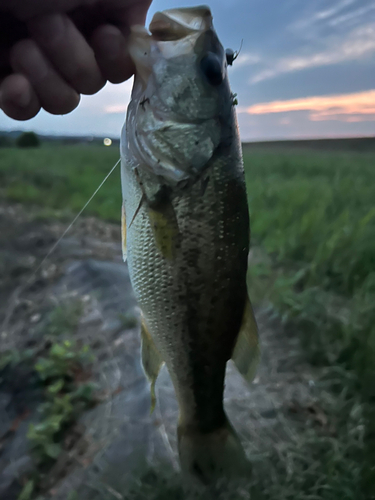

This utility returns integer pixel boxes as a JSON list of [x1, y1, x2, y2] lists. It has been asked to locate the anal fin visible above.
[[121, 204, 127, 262], [231, 295, 260, 383], [140, 315, 164, 413]]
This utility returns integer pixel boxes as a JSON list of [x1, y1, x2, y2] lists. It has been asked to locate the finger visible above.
[[28, 13, 105, 95], [91, 24, 134, 84], [10, 39, 80, 115], [122, 0, 152, 26], [0, 73, 41, 120], [8, 0, 97, 21]]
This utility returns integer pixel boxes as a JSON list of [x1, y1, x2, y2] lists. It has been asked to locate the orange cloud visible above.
[[241, 90, 375, 122]]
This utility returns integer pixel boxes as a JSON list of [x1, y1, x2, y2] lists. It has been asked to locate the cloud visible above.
[[310, 113, 375, 123], [82, 79, 133, 114], [292, 0, 356, 29], [240, 89, 375, 122], [230, 52, 260, 68], [279, 117, 291, 125], [105, 104, 129, 114], [328, 3, 375, 27], [289, 0, 373, 35], [316, 0, 355, 21], [251, 21, 375, 83]]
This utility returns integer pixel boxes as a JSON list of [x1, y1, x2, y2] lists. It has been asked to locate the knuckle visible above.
[[10, 39, 37, 66]]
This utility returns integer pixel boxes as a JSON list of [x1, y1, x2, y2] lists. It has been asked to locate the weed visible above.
[[17, 480, 35, 500], [0, 348, 35, 370], [29, 340, 96, 466], [0, 301, 98, 499], [43, 300, 84, 338]]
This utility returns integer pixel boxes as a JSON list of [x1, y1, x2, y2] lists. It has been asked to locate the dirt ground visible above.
[[0, 203, 328, 499]]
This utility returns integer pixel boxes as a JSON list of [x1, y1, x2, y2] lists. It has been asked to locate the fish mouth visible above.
[[149, 6, 213, 41], [128, 6, 216, 83]]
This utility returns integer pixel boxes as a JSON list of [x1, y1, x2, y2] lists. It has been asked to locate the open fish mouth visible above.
[[128, 5, 220, 82], [149, 6, 213, 40]]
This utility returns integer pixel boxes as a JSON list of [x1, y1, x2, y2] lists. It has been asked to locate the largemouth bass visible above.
[[121, 5, 259, 485]]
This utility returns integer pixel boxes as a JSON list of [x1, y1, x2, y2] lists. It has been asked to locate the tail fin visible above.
[[177, 417, 251, 487]]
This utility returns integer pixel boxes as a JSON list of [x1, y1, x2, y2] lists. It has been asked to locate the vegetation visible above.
[[0, 145, 121, 220], [244, 149, 375, 499], [1, 143, 374, 498], [0, 135, 12, 148], [16, 132, 41, 149], [244, 150, 375, 376], [242, 136, 375, 153], [1, 300, 97, 500], [28, 339, 96, 465]]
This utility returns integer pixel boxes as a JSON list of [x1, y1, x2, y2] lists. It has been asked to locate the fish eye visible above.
[[225, 48, 235, 66], [200, 52, 224, 86]]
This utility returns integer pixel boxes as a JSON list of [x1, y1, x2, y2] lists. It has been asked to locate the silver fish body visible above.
[[121, 6, 259, 485]]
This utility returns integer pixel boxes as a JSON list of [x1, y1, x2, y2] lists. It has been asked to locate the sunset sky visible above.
[[0, 0, 374, 140]]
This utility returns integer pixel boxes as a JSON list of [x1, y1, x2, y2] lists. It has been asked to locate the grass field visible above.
[[0, 145, 121, 220], [243, 148, 375, 499], [1, 143, 374, 498]]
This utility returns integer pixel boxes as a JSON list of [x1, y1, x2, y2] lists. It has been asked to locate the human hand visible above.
[[0, 0, 151, 120]]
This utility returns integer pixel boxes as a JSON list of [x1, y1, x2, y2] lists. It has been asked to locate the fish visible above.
[[120, 5, 259, 486]]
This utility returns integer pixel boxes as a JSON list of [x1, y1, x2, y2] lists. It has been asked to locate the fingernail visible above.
[[29, 14, 66, 45]]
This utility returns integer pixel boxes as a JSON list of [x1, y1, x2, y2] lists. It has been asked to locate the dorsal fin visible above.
[[121, 204, 127, 262]]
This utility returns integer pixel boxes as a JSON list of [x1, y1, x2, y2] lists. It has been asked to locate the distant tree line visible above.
[[0, 135, 12, 148], [16, 131, 40, 148], [0, 131, 41, 148]]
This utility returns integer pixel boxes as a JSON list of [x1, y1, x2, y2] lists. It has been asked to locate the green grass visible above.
[[244, 149, 375, 375], [0, 145, 121, 220], [244, 149, 375, 499], [245, 151, 375, 294]]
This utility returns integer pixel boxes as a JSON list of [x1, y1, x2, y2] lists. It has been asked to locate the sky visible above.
[[0, 0, 375, 141]]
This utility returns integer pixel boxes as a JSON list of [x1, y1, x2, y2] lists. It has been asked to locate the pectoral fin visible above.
[[121, 204, 127, 262], [148, 202, 180, 260], [231, 295, 260, 383], [140, 315, 164, 413]]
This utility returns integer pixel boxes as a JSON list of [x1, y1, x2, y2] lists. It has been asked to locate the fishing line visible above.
[[1, 158, 121, 336], [33, 158, 121, 277]]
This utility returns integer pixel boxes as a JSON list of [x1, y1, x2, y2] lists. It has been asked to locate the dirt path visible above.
[[0, 204, 326, 499]]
